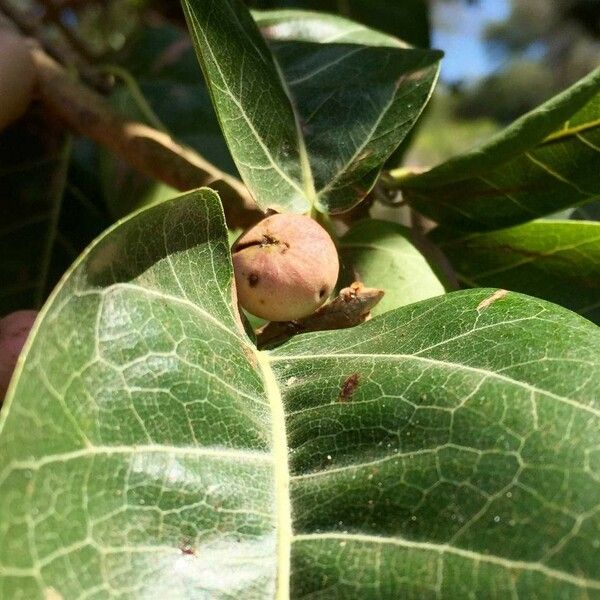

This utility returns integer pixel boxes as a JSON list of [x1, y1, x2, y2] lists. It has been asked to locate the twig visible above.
[[29, 45, 263, 229], [257, 282, 385, 348]]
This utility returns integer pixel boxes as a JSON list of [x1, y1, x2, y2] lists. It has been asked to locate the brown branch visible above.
[[257, 282, 385, 348], [29, 45, 263, 229]]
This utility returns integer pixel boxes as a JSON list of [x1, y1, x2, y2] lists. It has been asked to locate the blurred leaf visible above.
[[101, 24, 239, 219], [0, 115, 109, 314], [339, 219, 445, 316], [182, 2, 442, 214], [265, 0, 431, 48], [434, 220, 600, 323], [1, 191, 599, 597], [572, 200, 600, 221], [0, 119, 67, 313], [119, 24, 237, 175], [100, 78, 177, 219], [396, 67, 600, 231]]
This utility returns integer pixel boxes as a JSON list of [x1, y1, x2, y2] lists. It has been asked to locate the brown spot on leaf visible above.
[[339, 373, 360, 402], [243, 346, 258, 368]]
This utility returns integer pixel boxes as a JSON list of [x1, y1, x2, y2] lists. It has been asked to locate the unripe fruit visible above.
[[232, 213, 339, 322], [0, 310, 37, 401], [0, 32, 36, 132]]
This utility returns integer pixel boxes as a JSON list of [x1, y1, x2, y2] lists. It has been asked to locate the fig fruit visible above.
[[0, 310, 37, 402], [232, 213, 339, 321], [0, 31, 36, 132]]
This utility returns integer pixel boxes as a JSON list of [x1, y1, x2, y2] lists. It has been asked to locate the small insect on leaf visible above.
[[339, 373, 360, 402]]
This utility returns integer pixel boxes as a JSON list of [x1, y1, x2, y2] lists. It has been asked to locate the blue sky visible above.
[[432, 0, 510, 82]]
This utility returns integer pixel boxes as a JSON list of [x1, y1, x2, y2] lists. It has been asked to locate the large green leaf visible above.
[[395, 67, 600, 231], [339, 219, 445, 316], [181, 1, 442, 214], [1, 190, 599, 597], [433, 220, 600, 324]]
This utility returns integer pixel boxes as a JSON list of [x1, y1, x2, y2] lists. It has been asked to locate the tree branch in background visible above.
[[38, 0, 98, 63], [257, 282, 385, 348], [0, 0, 106, 90], [29, 44, 263, 229]]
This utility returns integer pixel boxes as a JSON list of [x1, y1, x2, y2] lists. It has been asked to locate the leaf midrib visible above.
[[257, 350, 292, 599]]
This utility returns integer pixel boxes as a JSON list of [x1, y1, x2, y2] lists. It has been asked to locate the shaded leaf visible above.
[[433, 220, 600, 323], [0, 114, 110, 314], [572, 200, 600, 222], [182, 1, 441, 214], [339, 219, 445, 316], [396, 67, 600, 231], [101, 24, 240, 219], [116, 24, 237, 175], [261, 0, 431, 48], [1, 191, 599, 597]]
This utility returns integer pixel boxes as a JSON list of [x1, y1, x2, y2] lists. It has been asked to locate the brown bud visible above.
[[0, 310, 38, 401], [232, 214, 339, 322], [0, 32, 36, 132]]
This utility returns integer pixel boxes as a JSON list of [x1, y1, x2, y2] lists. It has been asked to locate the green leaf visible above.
[[339, 219, 445, 316], [181, 2, 442, 214], [255, 0, 431, 48], [433, 219, 600, 323], [396, 67, 600, 231], [1, 191, 599, 597]]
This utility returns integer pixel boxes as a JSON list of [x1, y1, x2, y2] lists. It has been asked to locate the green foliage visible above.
[[339, 219, 445, 315], [1, 191, 599, 598], [396, 67, 600, 231], [0, 118, 109, 314], [181, 0, 442, 213], [433, 220, 600, 323], [250, 0, 431, 48], [1, 1, 599, 598]]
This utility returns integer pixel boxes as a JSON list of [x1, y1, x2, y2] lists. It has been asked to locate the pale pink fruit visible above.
[[232, 214, 339, 321], [0, 310, 37, 401]]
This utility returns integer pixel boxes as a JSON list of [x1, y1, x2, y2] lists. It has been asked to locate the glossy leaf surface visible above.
[[0, 191, 599, 598], [397, 67, 600, 231], [181, 2, 442, 214]]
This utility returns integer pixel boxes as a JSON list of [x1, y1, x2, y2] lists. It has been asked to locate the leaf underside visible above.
[[0, 191, 599, 599], [181, 1, 442, 214], [399, 67, 600, 231], [433, 219, 600, 324]]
